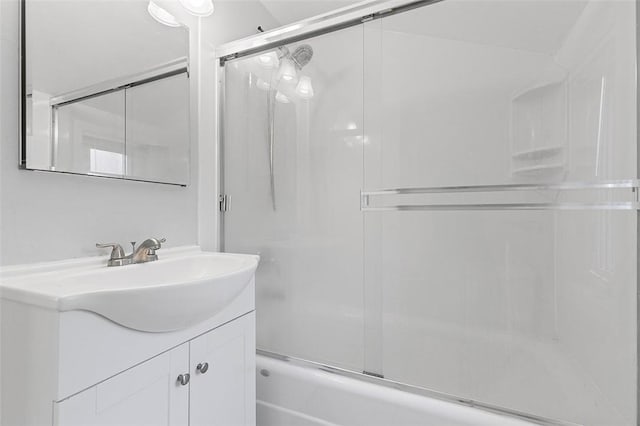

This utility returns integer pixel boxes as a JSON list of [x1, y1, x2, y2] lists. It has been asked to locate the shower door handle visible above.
[[219, 194, 230, 212]]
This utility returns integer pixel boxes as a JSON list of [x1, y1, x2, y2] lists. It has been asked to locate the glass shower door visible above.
[[221, 0, 638, 423], [363, 1, 637, 424], [222, 26, 365, 372]]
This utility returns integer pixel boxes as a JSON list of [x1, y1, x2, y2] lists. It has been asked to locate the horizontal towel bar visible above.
[[362, 179, 640, 197], [361, 180, 640, 211], [362, 202, 640, 212]]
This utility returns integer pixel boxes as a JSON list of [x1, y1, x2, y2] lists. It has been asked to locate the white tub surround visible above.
[[256, 354, 547, 426]]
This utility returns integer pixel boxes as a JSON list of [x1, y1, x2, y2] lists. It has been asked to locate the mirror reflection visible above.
[[23, 0, 190, 185]]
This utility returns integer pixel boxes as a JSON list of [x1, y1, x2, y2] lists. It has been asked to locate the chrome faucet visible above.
[[131, 238, 166, 263], [96, 238, 166, 267]]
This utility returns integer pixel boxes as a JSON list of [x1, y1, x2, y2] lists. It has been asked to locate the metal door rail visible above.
[[361, 179, 640, 211]]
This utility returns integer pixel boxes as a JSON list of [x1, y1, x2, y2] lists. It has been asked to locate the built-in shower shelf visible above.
[[512, 146, 563, 160], [512, 164, 564, 175]]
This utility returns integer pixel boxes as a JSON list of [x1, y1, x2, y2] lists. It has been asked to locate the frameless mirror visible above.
[[22, 0, 190, 185]]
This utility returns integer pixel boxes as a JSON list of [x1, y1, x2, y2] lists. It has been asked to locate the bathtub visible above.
[[256, 354, 537, 426]]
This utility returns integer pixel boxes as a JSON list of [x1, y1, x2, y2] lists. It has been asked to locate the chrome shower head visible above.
[[256, 26, 313, 69], [291, 44, 313, 69]]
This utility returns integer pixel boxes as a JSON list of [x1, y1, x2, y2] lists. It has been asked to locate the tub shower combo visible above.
[[217, 0, 639, 424]]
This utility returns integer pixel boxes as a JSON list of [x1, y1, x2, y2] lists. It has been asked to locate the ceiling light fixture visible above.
[[148, 1, 182, 27], [178, 0, 214, 17]]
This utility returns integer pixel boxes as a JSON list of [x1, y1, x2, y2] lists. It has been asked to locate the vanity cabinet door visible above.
[[54, 343, 190, 426], [189, 312, 256, 426]]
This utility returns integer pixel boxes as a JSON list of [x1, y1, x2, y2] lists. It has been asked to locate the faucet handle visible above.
[[158, 238, 166, 244], [96, 243, 125, 259]]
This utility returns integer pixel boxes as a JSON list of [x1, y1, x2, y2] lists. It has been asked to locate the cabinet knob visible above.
[[197, 362, 209, 374], [177, 373, 190, 386]]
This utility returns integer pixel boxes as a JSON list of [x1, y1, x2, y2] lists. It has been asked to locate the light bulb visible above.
[[256, 52, 279, 70], [256, 78, 270, 91], [148, 1, 182, 27], [295, 76, 314, 99], [278, 58, 297, 82], [275, 92, 290, 103], [178, 0, 214, 16]]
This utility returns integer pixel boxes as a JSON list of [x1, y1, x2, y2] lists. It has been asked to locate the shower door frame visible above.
[[215, 0, 444, 63], [215, 1, 640, 424]]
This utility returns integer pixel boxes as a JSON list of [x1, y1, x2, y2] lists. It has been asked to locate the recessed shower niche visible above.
[[510, 80, 567, 177]]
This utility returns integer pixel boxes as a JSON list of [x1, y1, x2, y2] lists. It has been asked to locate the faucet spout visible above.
[[131, 238, 166, 263], [98, 237, 166, 267]]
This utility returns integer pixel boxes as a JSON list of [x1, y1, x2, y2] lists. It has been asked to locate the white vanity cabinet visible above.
[[189, 314, 255, 426], [0, 248, 258, 426], [55, 343, 190, 426], [54, 313, 255, 426]]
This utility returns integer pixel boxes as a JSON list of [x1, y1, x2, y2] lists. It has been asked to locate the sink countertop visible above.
[[0, 246, 260, 332]]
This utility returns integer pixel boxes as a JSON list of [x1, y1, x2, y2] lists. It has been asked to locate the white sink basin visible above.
[[0, 247, 259, 332]]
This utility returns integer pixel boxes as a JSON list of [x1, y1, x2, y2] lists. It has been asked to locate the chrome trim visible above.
[[51, 101, 58, 170], [257, 349, 579, 426], [217, 62, 226, 251], [362, 179, 640, 196], [19, 168, 188, 187], [635, 2, 640, 422], [363, 370, 384, 378], [196, 362, 209, 374], [49, 58, 189, 107], [218, 194, 230, 213], [176, 373, 190, 386], [19, 0, 26, 168], [362, 180, 640, 211], [363, 202, 639, 211], [215, 0, 443, 62]]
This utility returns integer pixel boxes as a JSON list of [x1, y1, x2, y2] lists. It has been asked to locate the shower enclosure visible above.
[[218, 0, 638, 424]]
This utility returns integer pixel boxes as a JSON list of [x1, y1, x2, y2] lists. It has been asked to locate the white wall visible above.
[[0, 0, 279, 265]]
